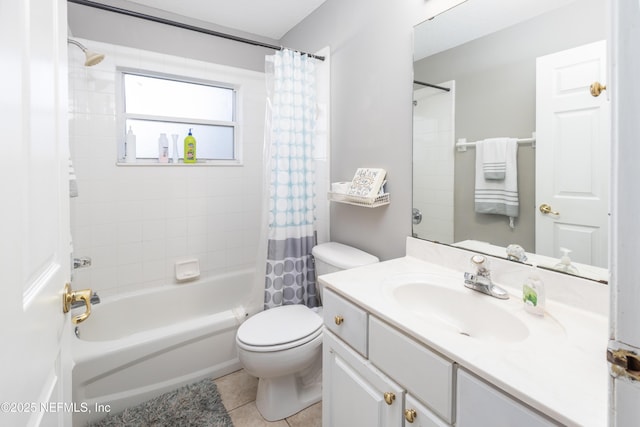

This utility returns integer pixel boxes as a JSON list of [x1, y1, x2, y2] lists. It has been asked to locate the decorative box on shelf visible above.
[[328, 192, 390, 208]]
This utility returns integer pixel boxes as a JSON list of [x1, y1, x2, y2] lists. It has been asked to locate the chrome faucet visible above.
[[464, 255, 509, 299], [71, 291, 100, 309]]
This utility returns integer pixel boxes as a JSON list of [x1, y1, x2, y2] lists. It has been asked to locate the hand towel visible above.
[[474, 139, 518, 228], [481, 138, 512, 180]]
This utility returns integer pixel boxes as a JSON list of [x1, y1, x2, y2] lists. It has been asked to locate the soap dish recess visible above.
[[175, 259, 200, 282]]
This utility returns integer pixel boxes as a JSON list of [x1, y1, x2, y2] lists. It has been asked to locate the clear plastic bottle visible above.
[[158, 133, 169, 163], [523, 268, 545, 316]]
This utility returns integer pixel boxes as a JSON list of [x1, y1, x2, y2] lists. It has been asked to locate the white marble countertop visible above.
[[319, 238, 609, 427]]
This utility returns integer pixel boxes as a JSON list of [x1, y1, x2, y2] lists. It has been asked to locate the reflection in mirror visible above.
[[412, 0, 608, 282]]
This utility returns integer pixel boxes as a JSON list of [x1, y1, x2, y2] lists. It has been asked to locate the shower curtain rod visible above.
[[67, 0, 325, 61], [413, 80, 451, 92]]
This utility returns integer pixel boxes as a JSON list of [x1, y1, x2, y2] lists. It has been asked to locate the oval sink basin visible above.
[[390, 280, 530, 343]]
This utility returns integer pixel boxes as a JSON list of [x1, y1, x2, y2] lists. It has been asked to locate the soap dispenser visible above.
[[553, 247, 579, 275], [523, 267, 545, 316]]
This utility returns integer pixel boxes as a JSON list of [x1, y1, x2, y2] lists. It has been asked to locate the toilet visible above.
[[235, 242, 379, 421]]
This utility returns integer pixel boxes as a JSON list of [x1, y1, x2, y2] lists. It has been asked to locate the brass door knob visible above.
[[590, 81, 607, 97], [334, 315, 344, 325], [539, 203, 560, 215], [405, 408, 417, 423], [62, 283, 93, 324], [383, 392, 396, 405]]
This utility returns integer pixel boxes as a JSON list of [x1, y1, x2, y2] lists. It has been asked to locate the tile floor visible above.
[[215, 369, 322, 427]]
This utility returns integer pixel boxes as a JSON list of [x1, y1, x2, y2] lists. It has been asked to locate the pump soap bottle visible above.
[[522, 267, 545, 316], [184, 129, 197, 164]]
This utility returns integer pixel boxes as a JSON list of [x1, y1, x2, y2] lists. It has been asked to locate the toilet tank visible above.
[[312, 242, 379, 275]]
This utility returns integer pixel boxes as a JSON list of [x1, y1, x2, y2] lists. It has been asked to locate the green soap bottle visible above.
[[184, 129, 197, 163]]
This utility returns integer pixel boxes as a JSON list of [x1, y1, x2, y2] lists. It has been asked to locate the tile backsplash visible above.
[[69, 39, 266, 297]]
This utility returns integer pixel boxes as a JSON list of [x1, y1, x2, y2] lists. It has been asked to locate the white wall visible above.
[[281, 0, 465, 260], [68, 39, 266, 297]]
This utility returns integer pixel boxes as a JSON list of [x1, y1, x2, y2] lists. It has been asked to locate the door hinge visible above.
[[607, 348, 640, 381]]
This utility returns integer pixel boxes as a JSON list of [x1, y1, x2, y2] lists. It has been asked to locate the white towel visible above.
[[474, 139, 519, 228], [481, 138, 511, 180]]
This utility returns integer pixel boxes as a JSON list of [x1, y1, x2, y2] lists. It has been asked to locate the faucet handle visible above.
[[470, 254, 487, 267], [470, 254, 490, 276]]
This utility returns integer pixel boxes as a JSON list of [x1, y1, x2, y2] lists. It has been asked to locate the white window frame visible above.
[[116, 67, 242, 166]]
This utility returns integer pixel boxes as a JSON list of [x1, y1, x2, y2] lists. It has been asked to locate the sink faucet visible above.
[[464, 255, 509, 299]]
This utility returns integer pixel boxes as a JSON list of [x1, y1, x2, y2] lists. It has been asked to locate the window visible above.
[[118, 70, 239, 163]]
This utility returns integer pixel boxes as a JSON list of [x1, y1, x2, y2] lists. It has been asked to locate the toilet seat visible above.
[[237, 305, 323, 353]]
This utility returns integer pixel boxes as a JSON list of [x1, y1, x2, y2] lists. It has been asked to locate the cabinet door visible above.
[[323, 330, 403, 427], [456, 369, 559, 427]]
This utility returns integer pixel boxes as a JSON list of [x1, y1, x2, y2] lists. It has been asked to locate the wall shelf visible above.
[[328, 192, 390, 208]]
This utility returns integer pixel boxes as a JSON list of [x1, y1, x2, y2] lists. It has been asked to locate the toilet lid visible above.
[[237, 305, 322, 348]]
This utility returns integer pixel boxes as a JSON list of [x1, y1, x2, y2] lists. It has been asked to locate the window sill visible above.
[[116, 159, 242, 167]]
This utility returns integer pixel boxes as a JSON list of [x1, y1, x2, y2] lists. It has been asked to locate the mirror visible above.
[[412, 0, 609, 282]]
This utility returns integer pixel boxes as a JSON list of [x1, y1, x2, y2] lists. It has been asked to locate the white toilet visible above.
[[236, 242, 379, 421]]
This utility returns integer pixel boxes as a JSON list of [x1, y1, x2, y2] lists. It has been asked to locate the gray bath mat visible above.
[[89, 378, 233, 427]]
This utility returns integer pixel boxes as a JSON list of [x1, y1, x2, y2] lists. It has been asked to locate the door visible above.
[[323, 331, 403, 427], [0, 1, 72, 426], [535, 40, 609, 268], [609, 0, 640, 425]]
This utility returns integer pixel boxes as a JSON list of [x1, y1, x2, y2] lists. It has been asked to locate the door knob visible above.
[[590, 81, 607, 97], [539, 203, 560, 215], [383, 392, 395, 405], [62, 283, 93, 324]]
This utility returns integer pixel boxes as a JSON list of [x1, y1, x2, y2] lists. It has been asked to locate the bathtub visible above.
[[71, 269, 255, 426]]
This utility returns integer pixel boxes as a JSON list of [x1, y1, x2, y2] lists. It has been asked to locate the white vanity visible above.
[[320, 237, 608, 427]]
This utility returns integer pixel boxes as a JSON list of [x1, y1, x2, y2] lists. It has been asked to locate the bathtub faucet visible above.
[[71, 291, 100, 309]]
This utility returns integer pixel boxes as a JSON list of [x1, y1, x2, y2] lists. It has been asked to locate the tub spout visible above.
[[71, 291, 100, 309]]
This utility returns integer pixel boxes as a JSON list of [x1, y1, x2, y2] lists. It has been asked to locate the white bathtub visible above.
[[71, 269, 254, 426]]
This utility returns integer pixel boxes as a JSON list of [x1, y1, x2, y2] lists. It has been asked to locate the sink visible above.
[[385, 274, 530, 342]]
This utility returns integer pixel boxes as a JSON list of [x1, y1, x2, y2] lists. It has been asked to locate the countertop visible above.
[[319, 239, 609, 427]]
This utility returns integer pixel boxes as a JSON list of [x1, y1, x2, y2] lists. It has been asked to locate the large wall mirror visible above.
[[412, 0, 609, 282]]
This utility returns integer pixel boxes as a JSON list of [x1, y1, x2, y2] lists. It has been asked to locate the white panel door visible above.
[[0, 1, 72, 426], [535, 40, 609, 268], [609, 0, 640, 425]]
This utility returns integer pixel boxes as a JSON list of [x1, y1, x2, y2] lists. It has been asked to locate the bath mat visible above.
[[89, 378, 233, 427]]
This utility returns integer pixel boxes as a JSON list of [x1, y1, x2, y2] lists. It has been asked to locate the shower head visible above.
[[67, 38, 105, 66]]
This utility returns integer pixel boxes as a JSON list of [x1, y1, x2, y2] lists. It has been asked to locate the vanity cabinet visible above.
[[323, 289, 452, 427], [323, 288, 564, 427]]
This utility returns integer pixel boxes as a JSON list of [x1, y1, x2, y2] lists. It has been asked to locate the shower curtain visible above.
[[263, 49, 318, 310]]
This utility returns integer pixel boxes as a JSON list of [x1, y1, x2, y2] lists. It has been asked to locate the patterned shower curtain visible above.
[[263, 49, 319, 310]]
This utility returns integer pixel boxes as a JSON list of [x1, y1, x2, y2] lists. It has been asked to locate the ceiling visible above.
[[121, 0, 327, 40]]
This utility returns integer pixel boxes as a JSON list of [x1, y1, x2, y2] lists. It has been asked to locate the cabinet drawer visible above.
[[369, 316, 454, 424], [323, 289, 368, 356], [405, 394, 450, 427], [456, 369, 558, 427]]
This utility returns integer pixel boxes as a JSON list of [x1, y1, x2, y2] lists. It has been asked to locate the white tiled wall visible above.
[[68, 39, 267, 297], [412, 82, 455, 243]]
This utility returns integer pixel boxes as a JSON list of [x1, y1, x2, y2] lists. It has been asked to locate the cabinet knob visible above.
[[383, 392, 395, 405], [405, 408, 417, 423], [334, 315, 344, 325]]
